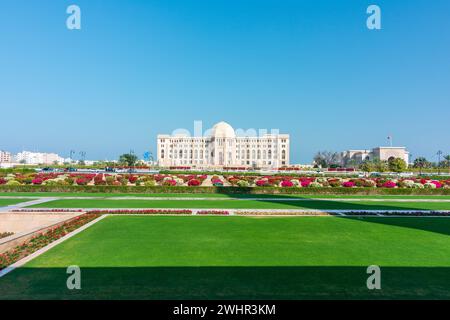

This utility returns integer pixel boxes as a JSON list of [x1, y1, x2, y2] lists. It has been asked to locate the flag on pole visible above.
[[387, 135, 393, 147]]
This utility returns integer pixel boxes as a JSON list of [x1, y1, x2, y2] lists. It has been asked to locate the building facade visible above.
[[342, 147, 410, 166], [157, 121, 290, 168], [14, 151, 65, 165], [0, 150, 12, 163]]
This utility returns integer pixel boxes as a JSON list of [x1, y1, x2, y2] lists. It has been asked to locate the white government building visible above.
[[341, 147, 410, 165], [157, 121, 290, 168]]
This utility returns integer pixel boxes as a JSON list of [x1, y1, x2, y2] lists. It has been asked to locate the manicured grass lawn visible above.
[[28, 198, 450, 210], [1, 192, 450, 200], [1, 216, 449, 299], [0, 198, 35, 207]]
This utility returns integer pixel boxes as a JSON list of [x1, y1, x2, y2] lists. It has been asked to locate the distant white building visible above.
[[14, 151, 66, 165], [157, 121, 290, 168], [342, 147, 410, 166], [0, 150, 12, 163]]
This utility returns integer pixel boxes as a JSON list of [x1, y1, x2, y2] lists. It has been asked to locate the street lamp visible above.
[[70, 150, 75, 163], [437, 150, 443, 175]]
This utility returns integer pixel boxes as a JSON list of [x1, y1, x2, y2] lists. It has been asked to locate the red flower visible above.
[[32, 178, 43, 185], [383, 181, 397, 188], [188, 179, 201, 186]]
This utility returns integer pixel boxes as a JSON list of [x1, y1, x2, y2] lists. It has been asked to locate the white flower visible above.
[[309, 182, 322, 188], [424, 183, 436, 189]]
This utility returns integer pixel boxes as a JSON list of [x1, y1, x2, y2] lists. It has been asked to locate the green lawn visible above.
[[1, 216, 450, 299], [0, 198, 35, 207], [28, 198, 450, 210]]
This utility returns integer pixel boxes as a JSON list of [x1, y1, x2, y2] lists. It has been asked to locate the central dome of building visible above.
[[211, 121, 235, 138]]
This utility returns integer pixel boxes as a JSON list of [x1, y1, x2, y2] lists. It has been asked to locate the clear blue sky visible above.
[[1, 0, 449, 163]]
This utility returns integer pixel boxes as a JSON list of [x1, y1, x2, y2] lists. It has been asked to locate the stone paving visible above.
[[0, 198, 57, 213]]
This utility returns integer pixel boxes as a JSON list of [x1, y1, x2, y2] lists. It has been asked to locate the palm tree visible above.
[[413, 157, 430, 175], [443, 155, 450, 168]]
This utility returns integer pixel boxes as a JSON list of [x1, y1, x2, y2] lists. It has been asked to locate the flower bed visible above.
[[380, 211, 450, 217], [237, 211, 450, 217], [223, 175, 450, 189], [237, 211, 332, 216], [1, 185, 450, 195], [11, 209, 84, 213], [196, 210, 230, 215], [2, 171, 450, 190], [0, 213, 100, 271], [0, 232, 14, 240], [87, 209, 192, 215]]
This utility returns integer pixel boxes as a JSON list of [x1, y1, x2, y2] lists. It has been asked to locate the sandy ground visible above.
[[0, 212, 83, 234]]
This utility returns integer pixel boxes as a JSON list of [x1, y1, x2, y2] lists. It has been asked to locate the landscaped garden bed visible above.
[[86, 209, 230, 215], [0, 232, 14, 240], [237, 211, 332, 216], [1, 172, 450, 190], [197, 210, 230, 215], [88, 209, 192, 215], [1, 185, 450, 195], [11, 209, 84, 213], [0, 213, 100, 271]]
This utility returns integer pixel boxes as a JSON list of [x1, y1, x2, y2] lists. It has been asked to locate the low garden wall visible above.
[[1, 185, 450, 195]]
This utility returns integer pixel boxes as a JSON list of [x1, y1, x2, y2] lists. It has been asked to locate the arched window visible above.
[[179, 150, 183, 159], [282, 150, 286, 160], [268, 150, 272, 159], [257, 150, 261, 160]]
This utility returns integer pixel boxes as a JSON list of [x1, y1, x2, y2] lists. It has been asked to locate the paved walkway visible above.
[[0, 198, 57, 213]]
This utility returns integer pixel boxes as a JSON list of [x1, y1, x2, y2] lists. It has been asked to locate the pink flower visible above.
[[32, 178, 43, 185], [431, 181, 442, 188], [342, 181, 355, 188], [382, 181, 397, 188], [281, 180, 294, 188], [301, 180, 311, 187]]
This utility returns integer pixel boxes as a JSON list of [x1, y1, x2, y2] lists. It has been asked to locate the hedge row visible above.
[[1, 185, 450, 195]]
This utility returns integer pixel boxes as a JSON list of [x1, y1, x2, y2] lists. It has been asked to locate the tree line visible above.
[[313, 151, 450, 173]]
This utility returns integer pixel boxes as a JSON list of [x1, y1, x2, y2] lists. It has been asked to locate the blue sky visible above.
[[0, 0, 449, 163]]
